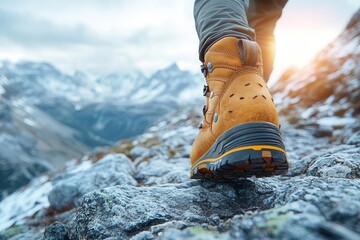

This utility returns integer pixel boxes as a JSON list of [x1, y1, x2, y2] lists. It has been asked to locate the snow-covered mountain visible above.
[[1, 61, 201, 105], [0, 71, 88, 201], [1, 61, 202, 147], [0, 62, 203, 199]]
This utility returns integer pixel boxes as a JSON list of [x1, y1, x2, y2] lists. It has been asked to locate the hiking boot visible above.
[[190, 37, 288, 179]]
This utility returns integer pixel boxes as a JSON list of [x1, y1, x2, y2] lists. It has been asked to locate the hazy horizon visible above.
[[0, 0, 359, 81]]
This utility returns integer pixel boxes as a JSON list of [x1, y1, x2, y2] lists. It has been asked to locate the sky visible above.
[[0, 0, 359, 81]]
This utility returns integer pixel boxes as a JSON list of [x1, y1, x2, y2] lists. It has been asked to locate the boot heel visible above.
[[190, 122, 288, 179]]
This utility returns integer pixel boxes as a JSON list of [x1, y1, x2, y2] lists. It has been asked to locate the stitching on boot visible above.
[[208, 49, 241, 57], [207, 78, 227, 83], [212, 64, 241, 70]]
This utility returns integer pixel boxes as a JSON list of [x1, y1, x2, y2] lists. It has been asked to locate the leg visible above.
[[190, 0, 288, 179], [194, 0, 255, 62], [247, 0, 288, 81]]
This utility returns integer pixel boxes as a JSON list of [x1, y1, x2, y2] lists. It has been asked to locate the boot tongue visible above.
[[237, 39, 262, 67]]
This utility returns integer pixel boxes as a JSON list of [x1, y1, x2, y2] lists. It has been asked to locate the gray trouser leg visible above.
[[194, 0, 255, 62], [194, 0, 287, 81]]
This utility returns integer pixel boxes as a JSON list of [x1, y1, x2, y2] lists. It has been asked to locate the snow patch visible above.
[[23, 118, 38, 128], [317, 117, 356, 127], [0, 176, 52, 232]]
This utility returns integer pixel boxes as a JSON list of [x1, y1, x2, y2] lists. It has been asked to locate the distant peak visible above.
[[166, 63, 180, 72]]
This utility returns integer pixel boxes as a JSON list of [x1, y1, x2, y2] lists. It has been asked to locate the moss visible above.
[[141, 137, 161, 148], [111, 140, 135, 153], [285, 115, 300, 125], [167, 147, 178, 158], [0, 226, 24, 239], [189, 227, 229, 239], [160, 227, 229, 240], [90, 151, 108, 163], [258, 207, 295, 238]]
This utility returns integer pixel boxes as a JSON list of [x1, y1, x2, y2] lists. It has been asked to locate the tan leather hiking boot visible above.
[[190, 37, 288, 179]]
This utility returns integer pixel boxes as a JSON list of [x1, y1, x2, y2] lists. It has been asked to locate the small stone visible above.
[[43, 222, 69, 240], [208, 214, 220, 226]]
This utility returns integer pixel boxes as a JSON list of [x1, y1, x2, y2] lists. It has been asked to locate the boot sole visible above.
[[190, 122, 288, 179]]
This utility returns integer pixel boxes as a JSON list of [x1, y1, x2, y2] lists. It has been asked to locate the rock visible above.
[[229, 200, 360, 240], [130, 231, 154, 240], [306, 146, 360, 178], [136, 157, 190, 185], [48, 153, 137, 212], [74, 176, 360, 239], [130, 146, 150, 158], [347, 131, 360, 145], [74, 180, 264, 239], [208, 214, 220, 226], [43, 221, 69, 240]]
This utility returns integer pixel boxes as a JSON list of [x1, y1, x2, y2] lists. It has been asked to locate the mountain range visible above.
[[0, 62, 202, 199]]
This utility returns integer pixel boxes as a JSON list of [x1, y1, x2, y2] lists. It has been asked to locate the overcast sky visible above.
[[0, 0, 359, 79]]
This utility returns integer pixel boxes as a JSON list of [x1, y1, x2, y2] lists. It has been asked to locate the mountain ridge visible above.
[[0, 61, 202, 200]]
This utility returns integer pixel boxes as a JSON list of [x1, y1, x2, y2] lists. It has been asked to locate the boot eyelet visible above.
[[198, 123, 203, 129], [207, 62, 213, 73], [214, 113, 218, 123]]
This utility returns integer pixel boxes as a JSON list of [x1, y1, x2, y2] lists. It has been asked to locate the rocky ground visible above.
[[0, 107, 359, 240], [55, 114, 360, 240], [0, 8, 359, 240]]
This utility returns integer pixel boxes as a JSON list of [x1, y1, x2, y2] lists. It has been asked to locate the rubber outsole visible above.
[[190, 147, 288, 179], [190, 122, 288, 179]]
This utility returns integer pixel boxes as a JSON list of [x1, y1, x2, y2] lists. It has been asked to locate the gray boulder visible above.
[[48, 153, 136, 212], [136, 157, 190, 185], [74, 176, 360, 239], [306, 147, 360, 178]]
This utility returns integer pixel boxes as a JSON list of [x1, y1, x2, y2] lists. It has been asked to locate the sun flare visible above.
[[270, 24, 341, 84]]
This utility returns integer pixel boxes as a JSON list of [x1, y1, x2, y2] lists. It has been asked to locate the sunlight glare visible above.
[[270, 26, 339, 84]]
